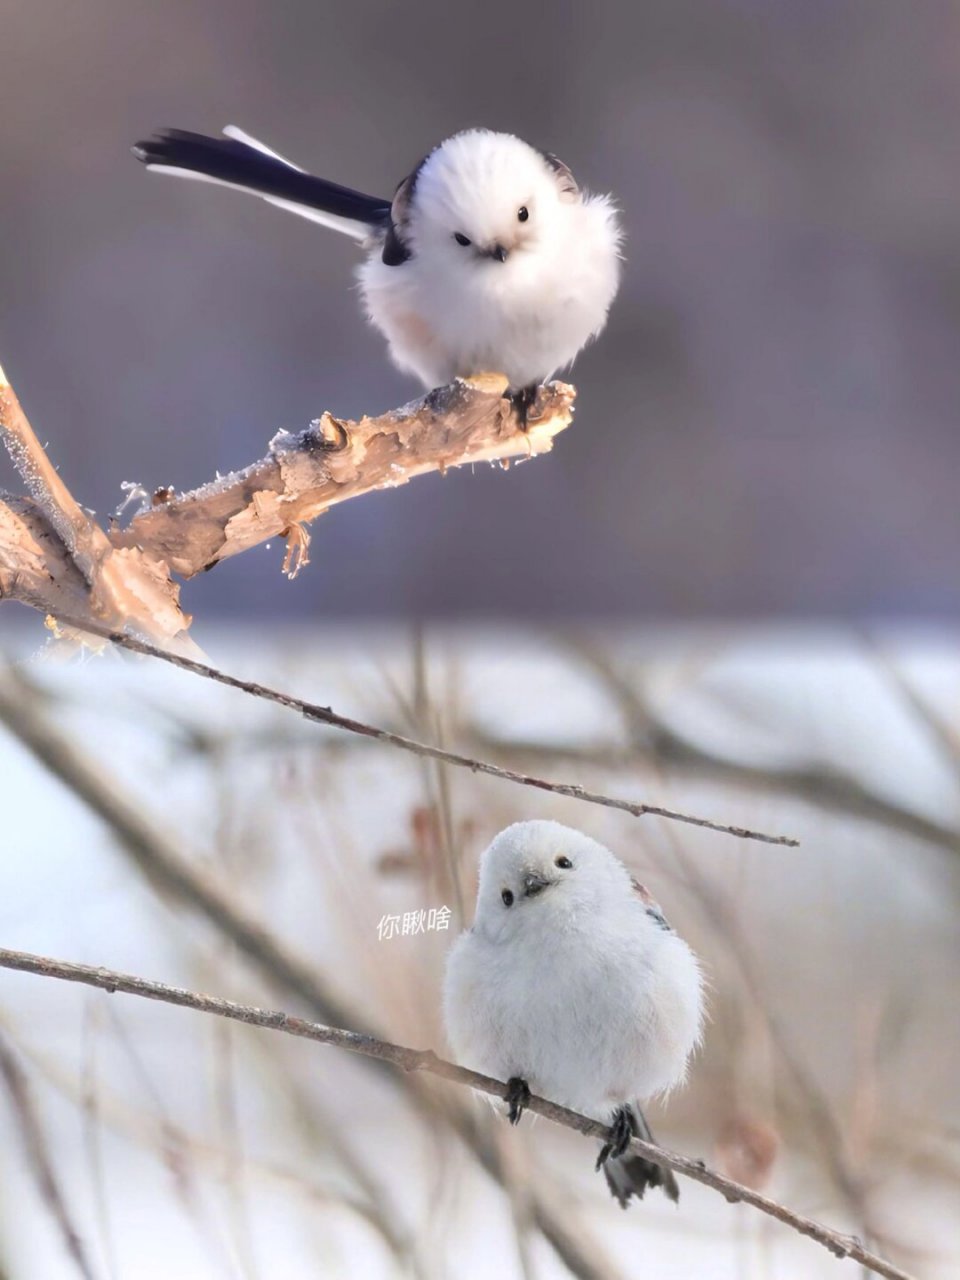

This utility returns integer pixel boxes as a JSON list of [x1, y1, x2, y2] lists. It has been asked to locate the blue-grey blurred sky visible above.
[[2, 0, 959, 620]]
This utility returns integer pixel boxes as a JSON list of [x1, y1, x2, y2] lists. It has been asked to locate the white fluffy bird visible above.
[[133, 126, 622, 412], [443, 820, 703, 1206]]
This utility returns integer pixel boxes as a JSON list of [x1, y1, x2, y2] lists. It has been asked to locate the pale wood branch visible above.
[[0, 359, 799, 849], [0, 357, 572, 648], [0, 495, 91, 621], [0, 947, 916, 1280], [110, 373, 573, 578], [0, 363, 197, 652]]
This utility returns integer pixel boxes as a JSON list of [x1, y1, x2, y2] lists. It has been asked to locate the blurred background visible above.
[[1, 632, 959, 1279], [2, 3, 960, 1279], [3, 0, 960, 619]]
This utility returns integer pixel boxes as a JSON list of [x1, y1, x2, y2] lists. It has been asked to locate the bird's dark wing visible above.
[[631, 878, 674, 932]]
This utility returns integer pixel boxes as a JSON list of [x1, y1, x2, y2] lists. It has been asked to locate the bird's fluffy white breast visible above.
[[357, 130, 622, 389], [443, 892, 702, 1120]]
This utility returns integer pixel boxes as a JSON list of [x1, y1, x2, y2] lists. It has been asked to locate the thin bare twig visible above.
[[0, 947, 914, 1280], [100, 647, 960, 863], [3, 620, 798, 847], [0, 664, 624, 1280]]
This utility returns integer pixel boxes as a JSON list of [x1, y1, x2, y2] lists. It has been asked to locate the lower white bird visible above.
[[133, 126, 622, 411], [443, 820, 703, 1205]]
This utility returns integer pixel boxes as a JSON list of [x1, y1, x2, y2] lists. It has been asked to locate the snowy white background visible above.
[[0, 624, 957, 1279]]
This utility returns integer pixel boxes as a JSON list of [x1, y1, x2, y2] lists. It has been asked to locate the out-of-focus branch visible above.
[[5, 1014, 423, 1273], [0, 1030, 96, 1280], [546, 640, 960, 858], [466, 721, 960, 858], [0, 357, 572, 646], [0, 947, 916, 1280], [654, 817, 883, 1247], [0, 664, 374, 1032], [859, 631, 960, 780], [0, 664, 624, 1280], [116, 641, 960, 860]]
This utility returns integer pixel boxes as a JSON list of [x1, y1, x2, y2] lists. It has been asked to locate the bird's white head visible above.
[[405, 130, 580, 278], [473, 819, 635, 939]]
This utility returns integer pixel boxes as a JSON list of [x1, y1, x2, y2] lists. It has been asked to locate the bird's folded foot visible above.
[[596, 1105, 637, 1170], [506, 383, 540, 431], [504, 1076, 531, 1125]]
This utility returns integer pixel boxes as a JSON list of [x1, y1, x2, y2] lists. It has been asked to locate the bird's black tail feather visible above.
[[133, 129, 392, 229], [602, 1106, 680, 1208]]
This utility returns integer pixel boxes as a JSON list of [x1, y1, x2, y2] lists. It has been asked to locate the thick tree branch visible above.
[[0, 364, 112, 581], [0, 358, 572, 645], [111, 373, 573, 578], [0, 363, 196, 651], [0, 496, 91, 622], [0, 947, 914, 1280]]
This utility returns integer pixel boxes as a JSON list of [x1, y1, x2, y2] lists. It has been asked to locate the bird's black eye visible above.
[[501, 888, 514, 907], [454, 232, 472, 246], [555, 855, 572, 870], [517, 206, 529, 222]]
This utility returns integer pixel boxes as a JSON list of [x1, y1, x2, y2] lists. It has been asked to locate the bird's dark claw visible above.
[[596, 1106, 637, 1170], [506, 383, 540, 431], [505, 1076, 531, 1125]]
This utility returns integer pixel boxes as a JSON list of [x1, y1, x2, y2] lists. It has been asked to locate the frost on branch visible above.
[[0, 364, 574, 648]]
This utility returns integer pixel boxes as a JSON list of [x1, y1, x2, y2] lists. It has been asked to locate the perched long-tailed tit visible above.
[[443, 820, 703, 1206], [133, 126, 622, 410]]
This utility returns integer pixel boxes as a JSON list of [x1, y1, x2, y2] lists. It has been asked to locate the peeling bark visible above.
[[0, 363, 573, 646]]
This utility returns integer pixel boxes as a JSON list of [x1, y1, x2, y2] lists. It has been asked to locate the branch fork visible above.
[[0, 360, 573, 648]]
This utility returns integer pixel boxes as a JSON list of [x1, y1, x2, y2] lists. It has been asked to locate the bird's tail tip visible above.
[[603, 1151, 680, 1208], [131, 129, 190, 168], [601, 1105, 680, 1208]]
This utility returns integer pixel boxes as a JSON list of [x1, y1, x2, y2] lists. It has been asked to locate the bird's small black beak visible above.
[[523, 871, 552, 898], [489, 243, 509, 263]]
